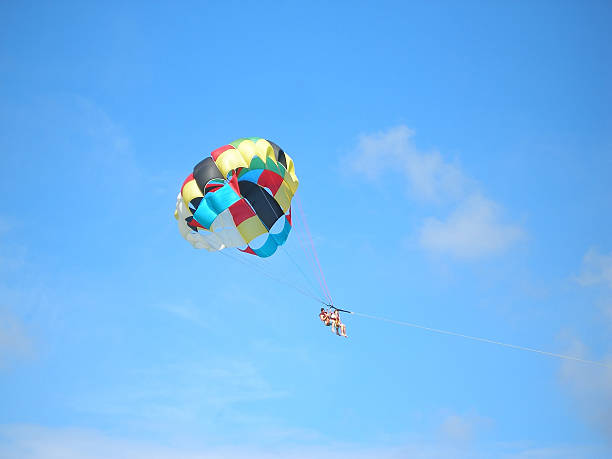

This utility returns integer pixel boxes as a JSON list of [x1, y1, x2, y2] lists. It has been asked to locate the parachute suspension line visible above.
[[350, 311, 612, 369], [293, 218, 330, 305], [295, 195, 334, 305], [280, 245, 324, 302], [291, 213, 333, 305], [242, 176, 328, 304], [278, 190, 320, 293], [242, 182, 324, 302], [217, 247, 326, 305]]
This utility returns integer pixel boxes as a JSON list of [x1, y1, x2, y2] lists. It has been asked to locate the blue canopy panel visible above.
[[193, 182, 241, 229], [241, 216, 292, 257]]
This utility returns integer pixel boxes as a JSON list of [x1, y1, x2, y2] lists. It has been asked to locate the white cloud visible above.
[[0, 425, 407, 459], [157, 301, 210, 328], [67, 96, 145, 190], [440, 415, 473, 441], [419, 194, 524, 259], [0, 307, 32, 367], [559, 337, 612, 438], [575, 249, 612, 328], [602, 300, 612, 329], [71, 358, 289, 433], [350, 125, 467, 201], [439, 413, 492, 443], [0, 216, 12, 234], [575, 248, 612, 289], [0, 216, 26, 273], [348, 126, 524, 259], [0, 424, 607, 459]]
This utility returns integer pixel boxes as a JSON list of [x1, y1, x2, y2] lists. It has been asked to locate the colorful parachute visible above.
[[174, 138, 299, 257]]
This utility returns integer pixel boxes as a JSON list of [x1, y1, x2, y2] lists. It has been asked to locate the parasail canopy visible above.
[[174, 137, 299, 257]]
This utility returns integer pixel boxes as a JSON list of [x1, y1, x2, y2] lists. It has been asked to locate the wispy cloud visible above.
[[0, 424, 607, 459], [0, 307, 33, 367], [419, 194, 525, 259], [559, 337, 612, 438], [0, 216, 12, 234], [348, 126, 524, 259], [0, 216, 26, 273], [349, 125, 467, 202], [602, 299, 612, 329], [64, 95, 145, 192], [575, 248, 612, 328], [156, 300, 210, 328], [439, 412, 493, 443], [71, 357, 289, 435], [575, 248, 612, 289]]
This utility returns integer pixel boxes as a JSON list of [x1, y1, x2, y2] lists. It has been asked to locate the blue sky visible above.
[[1, 1, 611, 457]]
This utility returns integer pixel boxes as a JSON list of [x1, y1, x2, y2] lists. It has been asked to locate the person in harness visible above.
[[319, 307, 331, 326], [319, 306, 348, 338], [330, 308, 348, 338]]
